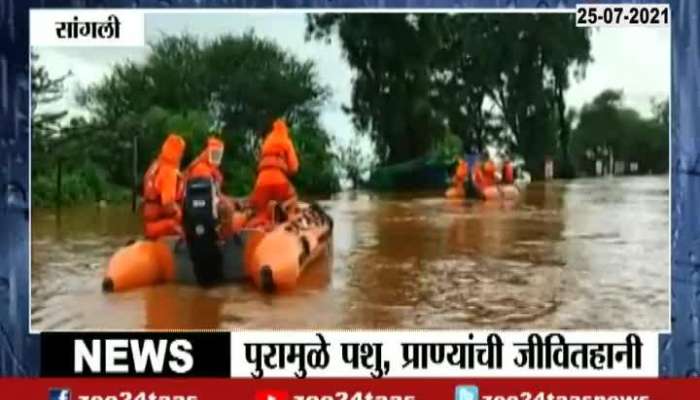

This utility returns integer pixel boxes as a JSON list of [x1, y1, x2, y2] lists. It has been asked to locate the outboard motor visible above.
[[182, 178, 223, 286], [464, 176, 479, 199]]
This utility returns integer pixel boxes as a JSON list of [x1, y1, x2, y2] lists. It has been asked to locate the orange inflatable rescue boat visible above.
[[102, 201, 333, 293], [445, 159, 522, 202], [445, 176, 521, 202], [245, 202, 333, 291], [445, 180, 521, 201], [102, 240, 176, 292], [474, 183, 521, 201]]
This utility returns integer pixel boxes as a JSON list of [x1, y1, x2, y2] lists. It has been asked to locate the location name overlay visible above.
[[55, 14, 121, 40], [31, 10, 144, 47]]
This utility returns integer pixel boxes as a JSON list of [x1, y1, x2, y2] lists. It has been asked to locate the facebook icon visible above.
[[49, 388, 71, 400], [455, 385, 479, 400]]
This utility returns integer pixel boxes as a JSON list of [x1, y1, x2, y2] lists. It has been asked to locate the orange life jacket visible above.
[[454, 159, 468, 182], [472, 160, 497, 189], [142, 134, 185, 211], [503, 162, 514, 184], [143, 162, 162, 203], [257, 119, 299, 176], [258, 151, 290, 173], [481, 160, 496, 187]]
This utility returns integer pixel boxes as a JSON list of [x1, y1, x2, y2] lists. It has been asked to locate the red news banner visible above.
[[2, 378, 698, 400]]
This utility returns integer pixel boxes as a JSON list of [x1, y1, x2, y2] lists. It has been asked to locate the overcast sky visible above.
[[34, 12, 670, 154]]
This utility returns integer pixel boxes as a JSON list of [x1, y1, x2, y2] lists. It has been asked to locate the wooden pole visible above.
[[56, 158, 62, 209], [132, 134, 138, 213]]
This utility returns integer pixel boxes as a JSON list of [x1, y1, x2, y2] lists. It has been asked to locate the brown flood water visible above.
[[31, 176, 669, 331]]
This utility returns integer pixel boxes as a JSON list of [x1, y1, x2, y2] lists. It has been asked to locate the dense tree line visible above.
[[32, 33, 341, 207], [307, 13, 592, 178], [571, 90, 668, 176], [31, 16, 669, 207]]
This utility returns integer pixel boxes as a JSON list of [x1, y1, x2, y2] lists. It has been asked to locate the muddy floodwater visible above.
[[31, 176, 669, 331]]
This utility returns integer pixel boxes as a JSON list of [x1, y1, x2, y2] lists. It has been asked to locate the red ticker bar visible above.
[[4, 378, 700, 400]]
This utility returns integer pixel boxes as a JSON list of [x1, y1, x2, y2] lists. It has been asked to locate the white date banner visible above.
[[576, 4, 669, 27]]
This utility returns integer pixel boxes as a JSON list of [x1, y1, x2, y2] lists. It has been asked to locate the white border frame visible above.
[[27, 7, 673, 336]]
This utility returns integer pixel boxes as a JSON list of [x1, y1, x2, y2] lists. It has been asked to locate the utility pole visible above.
[[131, 132, 139, 213], [55, 157, 62, 209]]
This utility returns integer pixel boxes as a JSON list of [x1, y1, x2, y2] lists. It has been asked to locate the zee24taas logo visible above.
[[49, 388, 71, 400], [455, 386, 479, 400]]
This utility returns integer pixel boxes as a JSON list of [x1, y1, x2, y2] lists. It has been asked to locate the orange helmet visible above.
[[159, 133, 186, 166], [272, 118, 289, 136]]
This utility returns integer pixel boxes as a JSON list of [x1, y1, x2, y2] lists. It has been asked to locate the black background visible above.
[[41, 332, 230, 377]]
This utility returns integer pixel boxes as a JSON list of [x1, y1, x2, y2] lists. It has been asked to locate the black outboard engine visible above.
[[182, 178, 223, 286], [464, 176, 479, 199]]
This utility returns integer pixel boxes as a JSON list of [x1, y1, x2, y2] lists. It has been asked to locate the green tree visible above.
[[307, 14, 591, 180], [571, 89, 624, 171], [337, 138, 377, 189], [571, 90, 668, 175], [430, 14, 503, 152], [31, 52, 124, 207], [291, 119, 341, 194], [31, 51, 71, 171], [539, 15, 592, 177], [483, 14, 590, 178], [307, 14, 446, 165], [77, 33, 339, 197]]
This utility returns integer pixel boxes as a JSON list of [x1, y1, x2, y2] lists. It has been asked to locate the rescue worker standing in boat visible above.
[[248, 118, 300, 227], [142, 133, 186, 240]]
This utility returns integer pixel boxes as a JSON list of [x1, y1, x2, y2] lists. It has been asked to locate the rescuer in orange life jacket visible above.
[[184, 136, 225, 189], [473, 151, 497, 191], [182, 136, 243, 238], [453, 158, 469, 186], [445, 157, 469, 198], [501, 156, 515, 184], [247, 118, 300, 228], [142, 133, 186, 240]]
